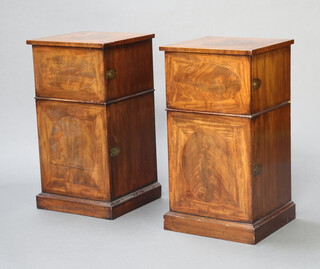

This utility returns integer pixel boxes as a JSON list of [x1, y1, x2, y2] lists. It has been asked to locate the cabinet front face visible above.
[[167, 112, 252, 222], [165, 53, 251, 114], [36, 100, 110, 201], [33, 46, 106, 101]]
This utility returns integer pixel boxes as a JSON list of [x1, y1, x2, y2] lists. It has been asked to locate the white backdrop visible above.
[[1, 0, 320, 268]]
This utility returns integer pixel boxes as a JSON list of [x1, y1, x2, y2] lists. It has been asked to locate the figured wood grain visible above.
[[105, 40, 154, 100], [27, 31, 155, 48], [252, 46, 291, 112], [160, 36, 294, 55], [162, 36, 294, 243], [33, 46, 105, 101], [36, 100, 110, 201], [30, 32, 160, 219], [108, 92, 157, 199], [164, 201, 295, 244], [167, 111, 252, 222], [166, 52, 251, 114], [252, 104, 291, 221]]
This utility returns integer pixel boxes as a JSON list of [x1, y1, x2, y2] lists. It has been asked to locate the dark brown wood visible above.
[[27, 31, 155, 48], [105, 39, 154, 100], [32, 38, 154, 103], [28, 32, 161, 219], [108, 92, 158, 199], [252, 104, 291, 221], [164, 201, 295, 244], [37, 182, 161, 219], [160, 36, 294, 55], [161, 36, 295, 244]]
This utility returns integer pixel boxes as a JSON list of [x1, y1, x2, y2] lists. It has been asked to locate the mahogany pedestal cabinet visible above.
[[27, 32, 161, 219], [160, 37, 295, 244]]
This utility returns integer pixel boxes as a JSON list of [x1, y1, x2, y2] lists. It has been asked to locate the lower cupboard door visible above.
[[167, 111, 252, 222], [36, 100, 110, 201]]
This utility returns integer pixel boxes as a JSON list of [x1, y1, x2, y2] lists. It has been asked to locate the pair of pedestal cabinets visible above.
[[27, 32, 295, 244]]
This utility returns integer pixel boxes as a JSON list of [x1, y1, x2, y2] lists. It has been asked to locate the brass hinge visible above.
[[253, 164, 263, 177], [106, 68, 117, 80], [252, 78, 261, 91], [110, 146, 121, 157]]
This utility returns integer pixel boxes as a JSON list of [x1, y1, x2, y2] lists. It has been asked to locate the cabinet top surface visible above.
[[26, 31, 155, 48], [160, 36, 294, 55]]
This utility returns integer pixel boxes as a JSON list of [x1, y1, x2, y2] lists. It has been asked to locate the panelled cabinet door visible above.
[[168, 112, 252, 222], [33, 46, 106, 101], [165, 53, 251, 114], [36, 100, 110, 201]]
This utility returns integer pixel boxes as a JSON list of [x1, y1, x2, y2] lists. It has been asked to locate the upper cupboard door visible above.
[[33, 46, 106, 102], [104, 39, 154, 100], [165, 52, 251, 114]]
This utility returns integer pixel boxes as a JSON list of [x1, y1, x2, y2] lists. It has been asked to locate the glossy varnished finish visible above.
[[32, 40, 154, 102], [252, 46, 291, 113], [161, 36, 295, 244], [164, 201, 295, 244], [160, 36, 294, 55], [27, 31, 155, 48], [165, 52, 251, 114], [33, 46, 105, 102], [105, 40, 154, 100], [108, 92, 157, 199], [36, 100, 110, 201], [252, 104, 291, 221], [167, 111, 252, 222], [28, 32, 161, 219]]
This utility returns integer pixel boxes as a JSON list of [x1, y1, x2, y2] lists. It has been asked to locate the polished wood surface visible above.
[[252, 46, 291, 113], [33, 46, 105, 102], [108, 92, 157, 199], [165, 52, 251, 114], [252, 104, 291, 221], [32, 39, 154, 102], [160, 36, 294, 55], [161, 36, 294, 244], [36, 100, 110, 201], [105, 39, 154, 100], [167, 111, 252, 222], [37, 182, 161, 219], [164, 201, 295, 244], [29, 32, 160, 219], [27, 31, 155, 48]]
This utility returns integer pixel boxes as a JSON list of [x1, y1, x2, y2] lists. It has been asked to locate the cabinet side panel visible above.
[[105, 40, 154, 100], [252, 46, 291, 112], [33, 46, 105, 101], [108, 93, 157, 199], [36, 100, 110, 201], [252, 104, 291, 221], [167, 111, 252, 222]]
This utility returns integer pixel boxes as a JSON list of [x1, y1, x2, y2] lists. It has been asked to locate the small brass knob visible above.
[[253, 164, 263, 177], [110, 146, 121, 157], [252, 78, 261, 91], [106, 69, 117, 80]]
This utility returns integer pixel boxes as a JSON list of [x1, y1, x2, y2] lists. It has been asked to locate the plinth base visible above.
[[37, 182, 161, 219], [164, 201, 295, 244]]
